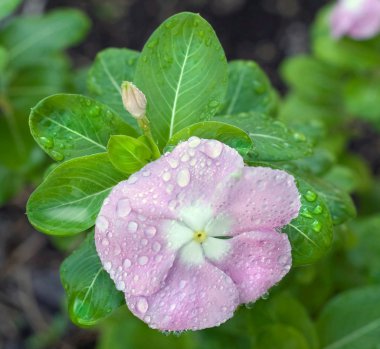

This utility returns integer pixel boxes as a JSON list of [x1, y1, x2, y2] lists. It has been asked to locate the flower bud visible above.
[[121, 81, 147, 119]]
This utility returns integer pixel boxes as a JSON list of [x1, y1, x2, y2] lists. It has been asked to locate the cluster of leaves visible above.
[[0, 0, 90, 205], [25, 11, 357, 338]]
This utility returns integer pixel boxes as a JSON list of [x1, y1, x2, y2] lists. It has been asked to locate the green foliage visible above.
[[87, 48, 140, 127], [165, 121, 253, 157], [134, 12, 228, 148], [61, 232, 124, 326], [27, 153, 125, 235], [215, 112, 312, 161], [107, 135, 152, 174], [0, 0, 22, 20], [219, 60, 278, 116], [317, 286, 380, 349], [30, 94, 136, 162]]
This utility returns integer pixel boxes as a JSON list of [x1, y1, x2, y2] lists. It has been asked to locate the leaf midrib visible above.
[[168, 31, 195, 139]]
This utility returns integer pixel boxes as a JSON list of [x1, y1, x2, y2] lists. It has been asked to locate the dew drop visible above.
[[145, 226, 157, 237], [123, 258, 132, 268], [313, 205, 323, 214], [176, 169, 190, 187], [188, 136, 201, 148], [136, 297, 149, 314], [51, 150, 64, 161], [96, 216, 109, 233], [116, 198, 132, 218], [305, 190, 317, 202], [128, 221, 138, 233], [312, 220, 322, 232], [168, 158, 179, 168], [162, 171, 171, 182], [152, 241, 161, 252], [116, 280, 125, 291], [208, 100, 219, 108], [138, 255, 149, 265], [39, 136, 54, 149], [204, 140, 223, 159], [102, 238, 109, 246], [104, 261, 112, 271], [142, 170, 151, 177]]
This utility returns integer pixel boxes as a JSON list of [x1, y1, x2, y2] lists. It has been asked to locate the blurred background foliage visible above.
[[2, 0, 380, 349]]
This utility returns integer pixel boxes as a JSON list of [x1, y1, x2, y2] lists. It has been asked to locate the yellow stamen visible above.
[[193, 230, 207, 243]]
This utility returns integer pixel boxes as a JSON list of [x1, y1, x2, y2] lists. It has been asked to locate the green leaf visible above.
[[290, 148, 336, 176], [30, 94, 137, 162], [87, 48, 140, 127], [281, 55, 344, 105], [218, 60, 278, 116], [107, 135, 152, 174], [283, 176, 333, 266], [165, 121, 253, 157], [255, 325, 310, 349], [61, 232, 124, 327], [214, 112, 312, 161], [0, 9, 90, 69], [134, 12, 228, 148], [27, 153, 125, 236], [250, 293, 319, 349], [0, 46, 8, 72], [317, 286, 380, 349], [0, 0, 22, 20], [308, 177, 356, 225]]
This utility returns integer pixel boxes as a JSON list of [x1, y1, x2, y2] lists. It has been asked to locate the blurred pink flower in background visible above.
[[95, 138, 301, 331], [330, 0, 380, 39]]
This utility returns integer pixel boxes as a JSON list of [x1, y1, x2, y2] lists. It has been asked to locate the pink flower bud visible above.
[[121, 81, 147, 119]]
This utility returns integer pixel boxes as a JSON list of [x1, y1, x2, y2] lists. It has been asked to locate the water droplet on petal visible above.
[[104, 261, 112, 271], [142, 170, 151, 177], [123, 258, 132, 268], [152, 241, 161, 252], [188, 136, 201, 148], [128, 221, 138, 232], [168, 158, 179, 168], [136, 297, 149, 314], [116, 280, 125, 291], [145, 226, 157, 237], [204, 140, 223, 159], [96, 216, 109, 233], [138, 255, 149, 265], [176, 169, 190, 187], [116, 198, 131, 218], [162, 171, 171, 181]]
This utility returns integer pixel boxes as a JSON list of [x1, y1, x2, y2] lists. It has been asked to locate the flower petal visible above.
[[214, 231, 292, 303], [215, 167, 300, 235], [126, 259, 239, 331]]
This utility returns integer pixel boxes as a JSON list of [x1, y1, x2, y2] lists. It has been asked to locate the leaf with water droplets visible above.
[[61, 232, 124, 327], [218, 60, 278, 117], [214, 112, 312, 162], [27, 153, 125, 236], [107, 135, 152, 175], [134, 12, 228, 149], [282, 176, 333, 266], [164, 121, 253, 157], [87, 48, 140, 128], [30, 94, 137, 162]]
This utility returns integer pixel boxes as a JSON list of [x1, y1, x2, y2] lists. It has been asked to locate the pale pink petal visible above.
[[126, 259, 239, 331], [95, 195, 178, 296], [214, 167, 300, 235], [330, 0, 380, 40], [214, 231, 292, 303], [118, 137, 243, 220]]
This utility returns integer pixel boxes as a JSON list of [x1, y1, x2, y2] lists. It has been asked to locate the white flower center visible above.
[[163, 203, 233, 266]]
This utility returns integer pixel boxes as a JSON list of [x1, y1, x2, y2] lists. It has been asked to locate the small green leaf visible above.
[[107, 135, 152, 174], [61, 232, 124, 327], [283, 176, 333, 266], [0, 9, 90, 69], [134, 12, 228, 148], [27, 153, 125, 236], [30, 94, 137, 162], [87, 48, 140, 127], [0, 0, 22, 20], [215, 112, 312, 161], [317, 286, 380, 349], [165, 121, 253, 156], [255, 325, 310, 349], [219, 60, 278, 116]]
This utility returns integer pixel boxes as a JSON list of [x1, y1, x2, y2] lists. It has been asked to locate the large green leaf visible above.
[[30, 94, 137, 162], [107, 135, 152, 174], [165, 121, 253, 157], [61, 232, 124, 327], [255, 325, 310, 349], [283, 176, 333, 266], [218, 60, 278, 116], [0, 0, 22, 20], [0, 9, 90, 68], [87, 48, 140, 126], [317, 286, 380, 349], [215, 112, 312, 161], [134, 12, 228, 148], [27, 153, 125, 236]]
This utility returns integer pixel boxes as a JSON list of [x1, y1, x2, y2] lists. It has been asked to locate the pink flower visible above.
[[330, 0, 380, 40], [95, 138, 300, 331]]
